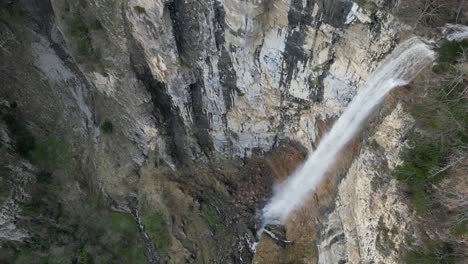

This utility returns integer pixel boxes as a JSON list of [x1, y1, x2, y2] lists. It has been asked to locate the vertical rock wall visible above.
[[1, 0, 428, 263]]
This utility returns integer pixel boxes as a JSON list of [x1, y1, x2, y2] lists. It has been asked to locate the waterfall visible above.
[[261, 37, 435, 225], [445, 24, 468, 41]]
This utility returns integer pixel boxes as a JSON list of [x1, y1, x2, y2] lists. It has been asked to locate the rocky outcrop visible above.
[[0, 0, 403, 205], [318, 103, 416, 263], [47, 0, 402, 165], [2, 0, 462, 263]]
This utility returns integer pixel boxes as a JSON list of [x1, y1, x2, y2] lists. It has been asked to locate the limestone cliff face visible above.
[[0, 0, 444, 263], [52, 0, 401, 203], [318, 102, 416, 263], [3, 0, 402, 200], [116, 0, 399, 160]]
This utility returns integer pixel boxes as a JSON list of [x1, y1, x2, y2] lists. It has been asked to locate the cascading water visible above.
[[445, 24, 468, 41], [261, 37, 435, 226]]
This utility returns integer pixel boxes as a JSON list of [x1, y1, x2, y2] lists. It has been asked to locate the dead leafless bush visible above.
[[395, 0, 461, 28]]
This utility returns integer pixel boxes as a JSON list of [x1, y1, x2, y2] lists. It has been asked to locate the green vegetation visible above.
[[47, 255, 71, 264], [143, 211, 172, 254], [13, 252, 43, 264], [450, 218, 468, 237], [395, 139, 448, 211], [89, 18, 103, 31], [404, 242, 456, 264], [397, 40, 467, 263], [66, 15, 101, 61], [353, 0, 378, 13], [10, 199, 147, 264], [1, 113, 35, 158], [100, 120, 113, 134], [31, 137, 71, 171], [0, 112, 145, 263], [201, 204, 224, 236], [101, 212, 146, 263], [73, 210, 144, 264], [1, 113, 72, 169], [133, 6, 146, 15], [0, 1, 26, 24], [433, 40, 468, 73], [396, 64, 467, 212]]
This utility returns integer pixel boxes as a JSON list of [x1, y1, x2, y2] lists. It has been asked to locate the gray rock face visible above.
[[1, 0, 423, 262], [318, 104, 416, 264], [107, 0, 399, 162], [0, 159, 35, 242], [3, 0, 400, 197]]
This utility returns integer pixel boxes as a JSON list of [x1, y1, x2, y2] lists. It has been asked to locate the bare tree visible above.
[[417, 0, 450, 26], [396, 0, 459, 28]]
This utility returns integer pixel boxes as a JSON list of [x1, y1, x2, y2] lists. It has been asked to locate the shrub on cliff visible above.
[[100, 120, 113, 134], [133, 6, 146, 15], [433, 40, 468, 73], [66, 14, 101, 62], [1, 113, 35, 157], [396, 138, 448, 211], [396, 69, 467, 211], [405, 242, 456, 264], [31, 137, 71, 171], [397, 38, 467, 263]]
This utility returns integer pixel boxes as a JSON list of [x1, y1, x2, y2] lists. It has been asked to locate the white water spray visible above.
[[445, 24, 468, 41], [261, 38, 435, 225]]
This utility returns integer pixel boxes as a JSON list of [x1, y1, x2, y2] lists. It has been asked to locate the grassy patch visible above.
[[77, 211, 146, 264], [66, 15, 101, 61], [450, 218, 468, 237], [143, 211, 172, 255], [109, 212, 138, 233], [0, 115, 145, 263], [0, 114, 71, 170], [100, 212, 145, 262], [31, 137, 71, 171], [201, 204, 224, 236], [14, 160, 146, 263]]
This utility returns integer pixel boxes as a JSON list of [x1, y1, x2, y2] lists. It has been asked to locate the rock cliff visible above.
[[0, 0, 466, 263]]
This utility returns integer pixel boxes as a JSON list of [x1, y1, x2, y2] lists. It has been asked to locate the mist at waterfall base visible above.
[[260, 38, 435, 227]]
